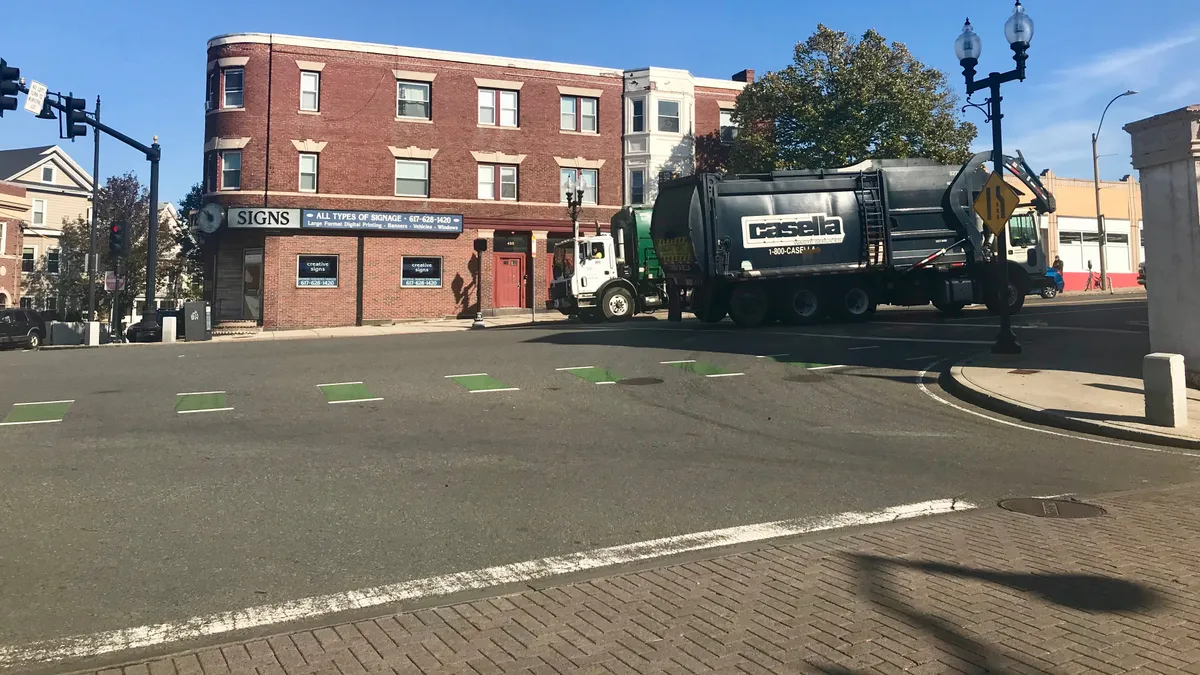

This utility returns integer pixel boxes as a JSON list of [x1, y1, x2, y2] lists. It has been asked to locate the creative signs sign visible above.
[[296, 255, 339, 287], [401, 256, 443, 288], [301, 209, 463, 233], [228, 208, 302, 229]]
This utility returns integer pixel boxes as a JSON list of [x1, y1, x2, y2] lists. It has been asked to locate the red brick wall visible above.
[[361, 232, 477, 321], [264, 233, 358, 328], [0, 218, 22, 306]]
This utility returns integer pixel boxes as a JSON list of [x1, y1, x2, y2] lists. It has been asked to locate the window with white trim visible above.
[[300, 71, 320, 112], [719, 109, 737, 143], [222, 67, 244, 109], [220, 150, 242, 190], [630, 99, 645, 132], [397, 81, 430, 119], [41, 165, 55, 183], [630, 169, 645, 204], [560, 95, 598, 132], [559, 168, 598, 204], [478, 164, 517, 200], [298, 153, 318, 192], [46, 248, 60, 275], [657, 100, 680, 133], [22, 247, 34, 273], [478, 89, 518, 127], [32, 199, 46, 226], [394, 159, 429, 197]]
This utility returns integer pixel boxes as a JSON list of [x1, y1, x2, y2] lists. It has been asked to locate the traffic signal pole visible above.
[[87, 96, 99, 322]]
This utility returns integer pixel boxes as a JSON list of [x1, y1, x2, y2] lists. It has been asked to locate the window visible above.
[[300, 71, 320, 111], [46, 297, 57, 312], [1059, 232, 1082, 244], [1108, 233, 1130, 244], [1008, 213, 1037, 248], [220, 150, 242, 190], [20, 297, 33, 309], [630, 169, 645, 204], [22, 247, 34, 273], [720, 110, 737, 144], [397, 81, 430, 119], [560, 96, 598, 132], [46, 248, 60, 275], [223, 67, 244, 109], [298, 153, 318, 192], [32, 199, 46, 225], [657, 100, 680, 133], [631, 99, 644, 132], [559, 168, 597, 204], [394, 159, 429, 197], [478, 164, 517, 200], [478, 89, 518, 127], [41, 165, 55, 183]]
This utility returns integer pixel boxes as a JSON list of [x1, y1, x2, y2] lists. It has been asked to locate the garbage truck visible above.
[[648, 150, 1056, 326], [549, 205, 670, 322]]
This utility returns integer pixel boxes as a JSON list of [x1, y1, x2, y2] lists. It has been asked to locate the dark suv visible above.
[[0, 308, 47, 349]]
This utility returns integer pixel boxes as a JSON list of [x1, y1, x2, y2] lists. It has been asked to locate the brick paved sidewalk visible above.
[[72, 484, 1200, 675]]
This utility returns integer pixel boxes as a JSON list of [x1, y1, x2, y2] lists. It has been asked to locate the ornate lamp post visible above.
[[955, 1, 1035, 355], [1093, 90, 1138, 294]]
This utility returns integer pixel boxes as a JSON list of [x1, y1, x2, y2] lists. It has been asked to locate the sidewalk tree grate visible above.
[[0, 400, 73, 426], [175, 391, 233, 414], [999, 498, 1107, 519], [617, 377, 663, 386], [317, 382, 382, 404]]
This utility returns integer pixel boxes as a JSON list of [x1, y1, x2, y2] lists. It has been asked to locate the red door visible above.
[[494, 254, 525, 308]]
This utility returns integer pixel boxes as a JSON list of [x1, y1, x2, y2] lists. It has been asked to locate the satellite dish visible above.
[[196, 202, 224, 234]]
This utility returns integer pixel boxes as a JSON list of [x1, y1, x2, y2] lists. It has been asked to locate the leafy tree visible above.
[[728, 25, 977, 174], [170, 182, 205, 298]]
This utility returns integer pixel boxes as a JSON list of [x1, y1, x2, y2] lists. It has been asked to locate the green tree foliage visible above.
[[728, 25, 977, 174], [171, 182, 205, 297]]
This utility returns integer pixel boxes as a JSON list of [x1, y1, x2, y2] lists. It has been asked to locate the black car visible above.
[[0, 308, 46, 349], [125, 309, 185, 343]]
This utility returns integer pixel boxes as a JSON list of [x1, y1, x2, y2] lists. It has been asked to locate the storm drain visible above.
[[998, 497, 1107, 519], [617, 377, 663, 386]]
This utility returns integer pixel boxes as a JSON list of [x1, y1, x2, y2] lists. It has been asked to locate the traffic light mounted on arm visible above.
[[63, 95, 86, 139], [0, 59, 18, 116]]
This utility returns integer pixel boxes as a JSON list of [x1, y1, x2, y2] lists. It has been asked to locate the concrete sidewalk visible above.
[[40, 483, 1200, 675], [212, 313, 574, 342], [946, 339, 1200, 450]]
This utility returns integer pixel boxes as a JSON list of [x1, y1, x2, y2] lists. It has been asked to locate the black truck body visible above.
[[650, 151, 1055, 326]]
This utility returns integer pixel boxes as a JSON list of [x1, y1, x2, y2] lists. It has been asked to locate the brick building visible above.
[[0, 182, 29, 308], [201, 33, 747, 329]]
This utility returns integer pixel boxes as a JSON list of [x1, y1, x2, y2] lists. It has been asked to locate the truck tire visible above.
[[691, 286, 728, 323], [601, 286, 634, 322], [780, 286, 824, 325], [833, 284, 873, 322], [729, 284, 770, 327], [986, 274, 1027, 315]]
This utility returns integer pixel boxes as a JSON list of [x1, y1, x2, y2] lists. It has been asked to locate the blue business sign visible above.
[[301, 209, 463, 233]]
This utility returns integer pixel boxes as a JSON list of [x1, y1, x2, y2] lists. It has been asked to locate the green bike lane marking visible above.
[[756, 354, 846, 370], [317, 381, 383, 404], [556, 366, 621, 385], [175, 391, 233, 414], [444, 373, 519, 393], [0, 400, 74, 426], [660, 359, 744, 378]]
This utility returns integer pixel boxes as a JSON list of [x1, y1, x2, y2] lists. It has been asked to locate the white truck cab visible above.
[[550, 234, 633, 321]]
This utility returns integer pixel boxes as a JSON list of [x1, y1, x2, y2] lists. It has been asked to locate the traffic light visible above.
[[108, 221, 128, 259], [63, 95, 87, 139], [0, 59, 18, 117]]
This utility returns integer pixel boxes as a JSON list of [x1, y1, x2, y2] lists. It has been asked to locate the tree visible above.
[[171, 182, 204, 295], [728, 25, 977, 174]]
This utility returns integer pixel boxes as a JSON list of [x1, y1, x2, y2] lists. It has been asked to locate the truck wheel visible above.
[[729, 284, 770, 327], [601, 287, 634, 322], [691, 287, 729, 323], [986, 277, 1027, 315], [834, 285, 873, 322], [781, 286, 824, 325]]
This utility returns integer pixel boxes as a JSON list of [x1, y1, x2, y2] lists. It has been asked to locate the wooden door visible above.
[[494, 254, 524, 308]]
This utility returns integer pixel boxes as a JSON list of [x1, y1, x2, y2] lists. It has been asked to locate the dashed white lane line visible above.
[[706, 372, 744, 378], [756, 354, 789, 359], [12, 400, 75, 406], [443, 373, 488, 378], [660, 359, 697, 364], [469, 388, 521, 394], [915, 362, 1200, 459], [177, 407, 235, 415], [555, 366, 594, 371], [329, 398, 385, 404], [905, 355, 939, 361], [0, 498, 975, 667], [808, 365, 849, 371], [848, 345, 880, 351], [174, 391, 225, 397], [315, 381, 363, 387]]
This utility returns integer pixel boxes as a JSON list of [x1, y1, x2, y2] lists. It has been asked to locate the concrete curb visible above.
[[941, 358, 1200, 451]]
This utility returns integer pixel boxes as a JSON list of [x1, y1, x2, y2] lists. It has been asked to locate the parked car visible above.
[[1040, 267, 1064, 299], [1138, 262, 1146, 287], [0, 308, 47, 349], [125, 308, 185, 343]]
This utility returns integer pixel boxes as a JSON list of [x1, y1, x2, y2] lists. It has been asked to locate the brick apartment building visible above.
[[201, 33, 748, 329], [0, 182, 29, 308]]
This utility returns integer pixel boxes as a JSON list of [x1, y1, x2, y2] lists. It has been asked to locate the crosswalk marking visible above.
[[318, 382, 382, 404], [445, 373, 519, 393], [175, 392, 233, 414], [666, 361, 742, 378], [560, 366, 621, 385], [0, 400, 74, 426]]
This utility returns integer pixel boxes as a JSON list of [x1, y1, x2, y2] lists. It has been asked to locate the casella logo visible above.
[[741, 213, 846, 249]]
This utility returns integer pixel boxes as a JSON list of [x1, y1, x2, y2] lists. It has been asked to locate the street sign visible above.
[[973, 171, 1023, 236], [104, 271, 126, 291], [23, 80, 47, 115]]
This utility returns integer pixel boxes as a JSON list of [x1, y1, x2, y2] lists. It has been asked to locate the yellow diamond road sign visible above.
[[974, 171, 1023, 236]]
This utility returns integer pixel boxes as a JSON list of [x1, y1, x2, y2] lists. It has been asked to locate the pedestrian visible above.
[[1053, 255, 1064, 274]]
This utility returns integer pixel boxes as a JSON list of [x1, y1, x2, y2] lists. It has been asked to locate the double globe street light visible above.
[[955, 1, 1035, 355]]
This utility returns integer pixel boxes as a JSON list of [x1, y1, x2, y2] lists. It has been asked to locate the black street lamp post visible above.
[[956, 1, 1035, 355]]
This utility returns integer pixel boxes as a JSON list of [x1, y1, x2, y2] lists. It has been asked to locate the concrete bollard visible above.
[[1144, 353, 1188, 428], [162, 316, 177, 343], [84, 321, 101, 346]]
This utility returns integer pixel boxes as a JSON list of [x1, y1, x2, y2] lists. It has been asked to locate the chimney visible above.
[[732, 69, 755, 83]]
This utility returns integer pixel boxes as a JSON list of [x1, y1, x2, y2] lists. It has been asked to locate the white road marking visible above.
[[469, 388, 521, 393], [596, 381, 617, 385], [660, 359, 697, 364], [756, 354, 789, 359], [329, 398, 384, 404], [848, 345, 880, 351], [905, 355, 938, 361], [176, 407, 235, 415], [12, 399, 75, 406], [875, 320, 1143, 335], [915, 362, 1200, 459], [444, 373, 488, 378], [555, 366, 594, 371], [175, 391, 225, 397], [706, 372, 744, 378], [1031, 493, 1074, 500], [0, 498, 976, 668], [808, 365, 848, 371], [316, 381, 364, 387], [0, 419, 61, 427]]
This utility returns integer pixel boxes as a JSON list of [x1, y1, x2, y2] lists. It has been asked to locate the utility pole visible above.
[[1092, 90, 1138, 294], [88, 96, 99, 321]]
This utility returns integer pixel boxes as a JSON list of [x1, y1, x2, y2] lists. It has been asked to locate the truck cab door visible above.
[[573, 240, 613, 294], [1006, 211, 1043, 273]]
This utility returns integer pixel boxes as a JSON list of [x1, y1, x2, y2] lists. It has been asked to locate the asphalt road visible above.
[[1, 292, 1192, 659]]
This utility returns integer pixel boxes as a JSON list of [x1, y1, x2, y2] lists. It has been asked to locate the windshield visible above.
[[553, 241, 575, 279]]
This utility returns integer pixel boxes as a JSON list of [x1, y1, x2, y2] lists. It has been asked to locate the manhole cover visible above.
[[1010, 369, 1042, 375], [998, 498, 1106, 519], [617, 377, 663, 386]]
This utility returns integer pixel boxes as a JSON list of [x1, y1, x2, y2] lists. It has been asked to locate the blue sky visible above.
[[1, 0, 1196, 205]]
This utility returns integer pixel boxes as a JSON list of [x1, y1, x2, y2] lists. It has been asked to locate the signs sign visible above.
[[973, 171, 1023, 236], [401, 256, 443, 288], [301, 209, 463, 233], [228, 208, 301, 229], [24, 81, 47, 115], [296, 255, 339, 287]]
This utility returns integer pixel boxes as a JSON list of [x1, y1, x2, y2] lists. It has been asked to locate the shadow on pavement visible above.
[[807, 552, 1161, 674]]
